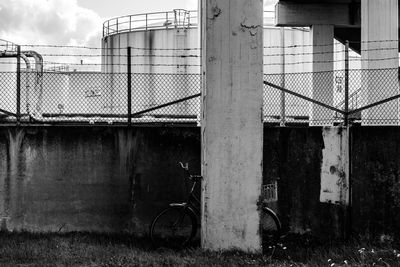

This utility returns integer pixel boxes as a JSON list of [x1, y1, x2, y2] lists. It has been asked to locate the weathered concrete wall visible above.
[[352, 126, 400, 239], [0, 125, 397, 240], [263, 127, 348, 240], [0, 127, 200, 234]]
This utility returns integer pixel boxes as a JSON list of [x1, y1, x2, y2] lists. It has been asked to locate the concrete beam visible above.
[[275, 2, 360, 27], [201, 0, 263, 252]]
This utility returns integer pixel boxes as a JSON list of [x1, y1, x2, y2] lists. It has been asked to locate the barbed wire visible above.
[[38, 54, 200, 58], [264, 39, 400, 49], [43, 61, 201, 67], [263, 46, 399, 57], [23, 45, 398, 58], [0, 57, 393, 67], [0, 39, 399, 51], [0, 66, 399, 76], [0, 44, 201, 51], [263, 57, 398, 66]]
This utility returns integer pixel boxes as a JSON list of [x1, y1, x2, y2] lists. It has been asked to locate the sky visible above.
[[0, 0, 277, 71], [0, 0, 277, 47]]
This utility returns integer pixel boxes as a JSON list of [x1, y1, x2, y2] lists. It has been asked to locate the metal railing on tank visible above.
[[102, 10, 197, 37], [0, 39, 18, 52], [102, 10, 276, 37]]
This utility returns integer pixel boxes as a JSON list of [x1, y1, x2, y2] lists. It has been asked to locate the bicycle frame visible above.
[[169, 177, 201, 216]]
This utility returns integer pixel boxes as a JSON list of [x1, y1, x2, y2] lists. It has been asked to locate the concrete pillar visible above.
[[201, 0, 263, 252], [361, 0, 398, 125], [310, 25, 334, 126]]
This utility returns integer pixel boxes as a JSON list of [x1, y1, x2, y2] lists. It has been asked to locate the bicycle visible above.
[[259, 181, 282, 254], [149, 162, 282, 251], [149, 162, 201, 249]]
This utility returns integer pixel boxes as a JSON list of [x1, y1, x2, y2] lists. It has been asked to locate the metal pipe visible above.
[[22, 51, 44, 116], [131, 93, 201, 117]]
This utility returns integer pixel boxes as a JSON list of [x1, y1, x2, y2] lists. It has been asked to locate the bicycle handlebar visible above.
[[178, 161, 189, 171]]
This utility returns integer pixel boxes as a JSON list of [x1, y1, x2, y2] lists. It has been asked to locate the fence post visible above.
[[127, 46, 132, 126], [344, 40, 352, 240], [16, 45, 21, 124], [116, 18, 119, 33], [344, 40, 349, 126], [280, 27, 286, 126]]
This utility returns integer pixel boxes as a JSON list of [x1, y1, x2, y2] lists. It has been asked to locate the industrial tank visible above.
[[101, 10, 200, 117]]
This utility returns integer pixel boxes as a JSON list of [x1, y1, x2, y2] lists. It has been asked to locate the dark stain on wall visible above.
[[351, 126, 400, 240]]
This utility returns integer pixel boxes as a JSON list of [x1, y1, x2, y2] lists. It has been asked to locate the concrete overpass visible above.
[[276, 0, 399, 126], [276, 0, 363, 52], [275, 0, 400, 53]]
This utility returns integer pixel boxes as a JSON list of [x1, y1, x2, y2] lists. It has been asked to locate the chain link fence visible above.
[[0, 71, 201, 125], [1, 68, 400, 126], [263, 68, 400, 126]]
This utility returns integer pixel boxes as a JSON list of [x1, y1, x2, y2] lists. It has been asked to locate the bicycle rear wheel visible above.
[[261, 207, 281, 253], [150, 206, 197, 249]]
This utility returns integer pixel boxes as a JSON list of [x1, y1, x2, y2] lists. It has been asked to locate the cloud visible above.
[[0, 0, 102, 46]]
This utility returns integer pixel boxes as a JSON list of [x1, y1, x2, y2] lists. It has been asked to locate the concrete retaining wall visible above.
[[0, 126, 200, 234], [0, 126, 397, 240]]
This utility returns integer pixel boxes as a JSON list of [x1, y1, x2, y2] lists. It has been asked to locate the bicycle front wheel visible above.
[[261, 207, 281, 252], [150, 206, 197, 249]]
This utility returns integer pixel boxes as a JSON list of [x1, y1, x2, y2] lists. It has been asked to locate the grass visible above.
[[0, 232, 399, 266]]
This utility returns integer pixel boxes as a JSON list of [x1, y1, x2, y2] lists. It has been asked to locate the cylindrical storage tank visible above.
[[101, 10, 200, 120]]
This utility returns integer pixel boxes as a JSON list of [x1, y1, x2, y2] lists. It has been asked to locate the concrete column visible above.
[[201, 0, 263, 252], [361, 0, 398, 125], [310, 25, 334, 126]]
